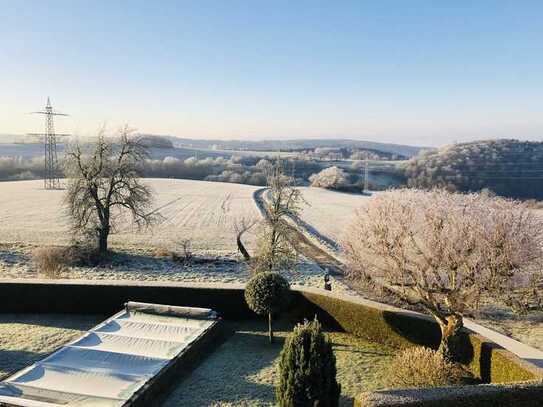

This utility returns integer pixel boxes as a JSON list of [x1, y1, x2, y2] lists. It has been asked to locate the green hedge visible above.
[[297, 290, 441, 349], [463, 334, 539, 384], [295, 289, 542, 385], [0, 280, 253, 319]]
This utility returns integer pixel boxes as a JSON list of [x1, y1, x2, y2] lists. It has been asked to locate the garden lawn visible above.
[[0, 313, 103, 378], [163, 319, 395, 407]]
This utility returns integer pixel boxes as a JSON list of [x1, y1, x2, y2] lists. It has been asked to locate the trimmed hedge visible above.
[[297, 290, 441, 349], [464, 334, 539, 384], [296, 289, 542, 384], [0, 280, 252, 319]]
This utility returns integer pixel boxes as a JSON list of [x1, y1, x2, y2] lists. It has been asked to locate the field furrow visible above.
[[0, 179, 262, 253]]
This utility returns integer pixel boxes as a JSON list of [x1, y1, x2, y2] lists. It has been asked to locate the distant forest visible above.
[[404, 139, 543, 200], [2, 136, 542, 200]]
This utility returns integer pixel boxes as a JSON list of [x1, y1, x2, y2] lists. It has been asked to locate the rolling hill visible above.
[[405, 139, 543, 199]]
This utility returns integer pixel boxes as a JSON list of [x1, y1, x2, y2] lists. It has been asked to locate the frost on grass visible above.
[[296, 186, 370, 247], [0, 314, 103, 377], [0, 179, 261, 253], [163, 320, 394, 407], [0, 245, 353, 293]]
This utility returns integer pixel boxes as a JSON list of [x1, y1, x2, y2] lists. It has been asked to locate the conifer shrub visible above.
[[385, 346, 468, 389], [276, 318, 341, 407], [244, 272, 290, 343]]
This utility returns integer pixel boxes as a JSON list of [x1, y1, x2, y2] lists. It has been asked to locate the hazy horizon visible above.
[[2, 1, 542, 147]]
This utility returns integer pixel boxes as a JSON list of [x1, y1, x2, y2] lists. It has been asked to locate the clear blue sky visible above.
[[1, 0, 542, 146]]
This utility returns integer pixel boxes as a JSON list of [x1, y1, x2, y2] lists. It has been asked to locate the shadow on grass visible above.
[[332, 343, 390, 357], [0, 314, 104, 330], [164, 320, 290, 407], [95, 250, 241, 271], [164, 319, 391, 407], [0, 349, 45, 379], [0, 247, 29, 267]]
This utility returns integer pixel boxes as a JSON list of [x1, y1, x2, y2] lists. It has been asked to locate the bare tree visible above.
[[233, 216, 258, 261], [255, 160, 303, 272], [64, 126, 156, 254], [342, 189, 543, 359]]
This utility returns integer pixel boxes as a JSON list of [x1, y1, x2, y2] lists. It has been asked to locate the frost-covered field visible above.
[[0, 179, 261, 253], [0, 179, 354, 291], [297, 187, 370, 246]]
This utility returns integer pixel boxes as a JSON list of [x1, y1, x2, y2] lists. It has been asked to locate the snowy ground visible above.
[[0, 179, 353, 292], [297, 187, 370, 247], [0, 179, 261, 253]]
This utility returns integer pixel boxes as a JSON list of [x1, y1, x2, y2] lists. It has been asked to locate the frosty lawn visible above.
[[0, 315, 394, 406], [163, 319, 394, 407], [0, 314, 103, 378]]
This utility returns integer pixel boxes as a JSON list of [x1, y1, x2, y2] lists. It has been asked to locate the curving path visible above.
[[252, 188, 344, 276]]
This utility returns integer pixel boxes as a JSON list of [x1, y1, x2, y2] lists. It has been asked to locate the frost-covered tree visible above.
[[64, 127, 157, 254], [309, 166, 349, 190], [343, 189, 543, 359], [255, 160, 303, 272]]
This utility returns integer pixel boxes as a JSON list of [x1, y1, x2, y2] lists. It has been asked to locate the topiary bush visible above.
[[245, 272, 290, 343], [276, 318, 341, 407], [385, 346, 468, 389]]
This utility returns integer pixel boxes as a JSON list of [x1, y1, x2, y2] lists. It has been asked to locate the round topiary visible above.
[[276, 318, 341, 407], [245, 272, 290, 343]]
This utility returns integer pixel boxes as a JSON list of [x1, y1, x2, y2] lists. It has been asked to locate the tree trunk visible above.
[[268, 312, 274, 344], [98, 229, 109, 254], [437, 314, 463, 361], [237, 233, 251, 261]]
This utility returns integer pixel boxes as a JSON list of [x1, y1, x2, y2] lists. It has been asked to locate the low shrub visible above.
[[153, 247, 171, 258], [32, 247, 68, 278], [276, 318, 341, 407], [385, 346, 468, 389], [245, 272, 290, 343], [32, 243, 102, 278]]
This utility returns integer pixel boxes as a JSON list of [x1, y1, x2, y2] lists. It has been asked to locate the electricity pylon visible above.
[[28, 98, 70, 189]]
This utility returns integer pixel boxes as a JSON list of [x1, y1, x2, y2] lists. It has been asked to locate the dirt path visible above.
[[253, 188, 344, 276]]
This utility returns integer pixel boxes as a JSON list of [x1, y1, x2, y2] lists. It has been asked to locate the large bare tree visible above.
[[64, 127, 156, 254], [343, 189, 543, 359]]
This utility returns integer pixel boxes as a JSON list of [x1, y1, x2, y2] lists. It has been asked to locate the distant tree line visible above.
[[0, 152, 325, 187], [405, 139, 543, 199], [297, 147, 406, 161]]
